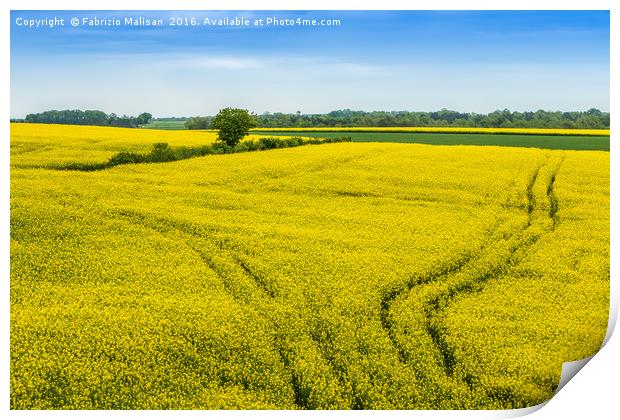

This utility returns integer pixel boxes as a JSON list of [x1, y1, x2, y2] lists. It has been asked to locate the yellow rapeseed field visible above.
[[10, 123, 609, 409], [11, 123, 268, 167], [251, 126, 609, 136]]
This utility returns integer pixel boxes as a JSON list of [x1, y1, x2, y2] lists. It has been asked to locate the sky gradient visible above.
[[10, 10, 610, 118]]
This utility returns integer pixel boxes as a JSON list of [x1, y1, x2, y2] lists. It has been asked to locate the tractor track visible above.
[[423, 157, 564, 386], [378, 156, 564, 398], [109, 209, 350, 409]]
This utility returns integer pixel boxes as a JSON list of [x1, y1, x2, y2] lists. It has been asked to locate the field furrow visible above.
[[109, 208, 358, 409]]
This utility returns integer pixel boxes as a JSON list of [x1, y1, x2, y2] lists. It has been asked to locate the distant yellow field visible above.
[[10, 123, 285, 167], [251, 126, 610, 136], [10, 123, 218, 167]]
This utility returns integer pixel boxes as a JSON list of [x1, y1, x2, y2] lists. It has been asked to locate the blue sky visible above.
[[10, 10, 610, 118]]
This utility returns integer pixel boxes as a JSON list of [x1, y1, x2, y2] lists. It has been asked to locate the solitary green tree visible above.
[[136, 112, 153, 126], [211, 108, 257, 147]]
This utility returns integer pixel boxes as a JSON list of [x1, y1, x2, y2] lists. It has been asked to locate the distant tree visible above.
[[185, 116, 211, 130], [211, 108, 257, 147], [23, 109, 151, 128], [136, 112, 153, 126]]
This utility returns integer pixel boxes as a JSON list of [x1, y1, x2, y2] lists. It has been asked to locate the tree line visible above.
[[184, 108, 610, 129], [15, 107, 610, 130], [248, 109, 610, 129], [22, 110, 152, 128]]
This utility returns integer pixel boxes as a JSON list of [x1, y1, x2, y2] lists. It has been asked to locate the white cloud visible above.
[[189, 57, 262, 70]]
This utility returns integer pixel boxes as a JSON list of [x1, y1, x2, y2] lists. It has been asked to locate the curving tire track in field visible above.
[[379, 250, 480, 364], [109, 209, 351, 409], [377, 156, 568, 407], [422, 156, 564, 388], [378, 160, 548, 364]]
